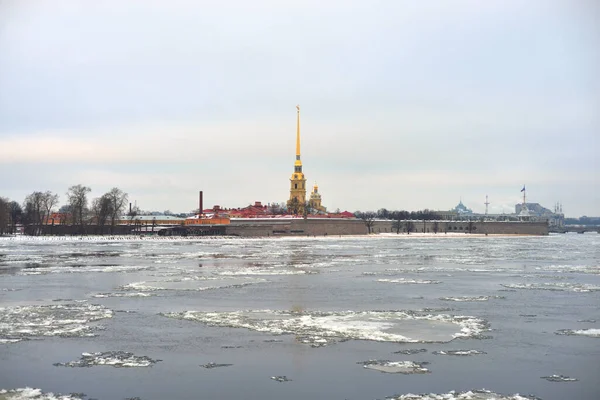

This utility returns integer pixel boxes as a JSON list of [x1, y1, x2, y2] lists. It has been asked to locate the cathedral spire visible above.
[[288, 105, 307, 214], [296, 105, 301, 163]]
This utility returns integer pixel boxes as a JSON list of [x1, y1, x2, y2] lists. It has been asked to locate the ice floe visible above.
[[214, 267, 315, 276], [555, 328, 600, 337], [120, 276, 265, 292], [91, 292, 155, 298], [0, 387, 85, 399], [377, 278, 441, 284], [19, 264, 152, 275], [358, 360, 429, 374], [393, 349, 427, 355], [432, 350, 486, 356], [53, 351, 160, 368], [270, 376, 292, 382], [535, 264, 600, 275], [501, 282, 600, 292], [541, 374, 578, 382], [0, 304, 112, 343], [440, 296, 504, 302], [160, 309, 490, 347], [200, 362, 233, 369], [386, 389, 540, 399]]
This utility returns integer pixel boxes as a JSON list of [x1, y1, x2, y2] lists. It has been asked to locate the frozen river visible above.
[[0, 234, 599, 400]]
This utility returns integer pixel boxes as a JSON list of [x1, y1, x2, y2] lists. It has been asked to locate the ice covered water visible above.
[[386, 390, 541, 399], [358, 360, 430, 374], [200, 362, 233, 369], [161, 309, 489, 346], [393, 348, 427, 354], [119, 276, 266, 292], [432, 350, 486, 356], [0, 388, 85, 399], [540, 375, 578, 382], [555, 328, 600, 337], [53, 351, 160, 368], [377, 278, 441, 284], [440, 296, 504, 302], [0, 304, 112, 343], [501, 282, 600, 292], [1, 234, 599, 400]]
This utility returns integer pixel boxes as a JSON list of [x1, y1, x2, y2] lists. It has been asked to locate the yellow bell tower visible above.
[[288, 105, 306, 214]]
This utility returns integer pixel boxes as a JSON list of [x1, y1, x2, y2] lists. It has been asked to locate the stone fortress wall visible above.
[[225, 219, 548, 237]]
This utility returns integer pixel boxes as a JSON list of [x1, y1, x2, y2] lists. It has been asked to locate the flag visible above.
[[520, 186, 526, 192]]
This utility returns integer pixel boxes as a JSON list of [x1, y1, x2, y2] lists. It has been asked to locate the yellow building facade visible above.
[[308, 183, 326, 213]]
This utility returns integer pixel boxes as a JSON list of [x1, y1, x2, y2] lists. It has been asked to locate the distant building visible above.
[[309, 183, 326, 213], [453, 200, 473, 216]]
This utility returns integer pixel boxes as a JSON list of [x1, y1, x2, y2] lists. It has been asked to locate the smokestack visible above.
[[129, 203, 132, 214], [199, 191, 203, 217]]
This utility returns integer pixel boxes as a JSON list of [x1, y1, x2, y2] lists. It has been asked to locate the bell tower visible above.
[[288, 105, 306, 214]]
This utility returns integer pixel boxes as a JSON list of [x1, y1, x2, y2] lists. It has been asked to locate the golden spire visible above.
[[295, 105, 301, 162]]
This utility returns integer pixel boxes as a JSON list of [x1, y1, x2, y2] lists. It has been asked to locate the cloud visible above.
[[0, 0, 598, 215]]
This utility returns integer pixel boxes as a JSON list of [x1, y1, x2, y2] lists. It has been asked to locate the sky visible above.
[[0, 0, 598, 217]]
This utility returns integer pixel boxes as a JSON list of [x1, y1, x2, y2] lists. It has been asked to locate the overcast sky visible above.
[[1, 0, 598, 216]]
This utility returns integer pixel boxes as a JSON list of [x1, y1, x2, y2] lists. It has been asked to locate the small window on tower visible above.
[[295, 184, 298, 189]]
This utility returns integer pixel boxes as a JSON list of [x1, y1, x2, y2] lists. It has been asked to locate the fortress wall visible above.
[[226, 219, 367, 236], [373, 220, 548, 235], [290, 219, 367, 236], [226, 219, 548, 237], [225, 221, 291, 237]]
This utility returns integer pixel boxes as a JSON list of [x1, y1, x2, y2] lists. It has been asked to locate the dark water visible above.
[[0, 234, 599, 400]]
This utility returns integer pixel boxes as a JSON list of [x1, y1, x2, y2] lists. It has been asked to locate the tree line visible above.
[[354, 208, 441, 234], [0, 186, 128, 236]]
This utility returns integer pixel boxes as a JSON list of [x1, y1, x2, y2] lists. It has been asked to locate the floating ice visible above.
[[501, 282, 600, 292], [358, 360, 429, 374], [555, 328, 600, 337], [120, 276, 265, 292], [215, 267, 314, 276], [200, 362, 233, 369], [53, 351, 160, 368], [535, 264, 600, 276], [271, 376, 292, 382], [393, 349, 427, 355], [440, 296, 504, 302], [541, 374, 578, 382], [161, 309, 489, 347], [0, 304, 112, 343], [432, 350, 486, 356], [92, 292, 154, 298], [19, 264, 152, 275], [377, 278, 441, 284], [0, 387, 85, 399], [386, 389, 540, 399]]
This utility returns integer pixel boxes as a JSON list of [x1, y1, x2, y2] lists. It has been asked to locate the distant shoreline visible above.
[[1, 232, 583, 241]]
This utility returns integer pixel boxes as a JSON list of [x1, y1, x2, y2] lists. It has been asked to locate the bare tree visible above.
[[404, 220, 415, 234], [67, 185, 91, 233], [42, 191, 59, 225], [23, 191, 45, 235], [9, 201, 22, 234], [92, 194, 113, 234], [432, 221, 439, 234], [106, 188, 128, 231], [268, 202, 285, 215], [0, 197, 9, 235], [355, 211, 376, 234]]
